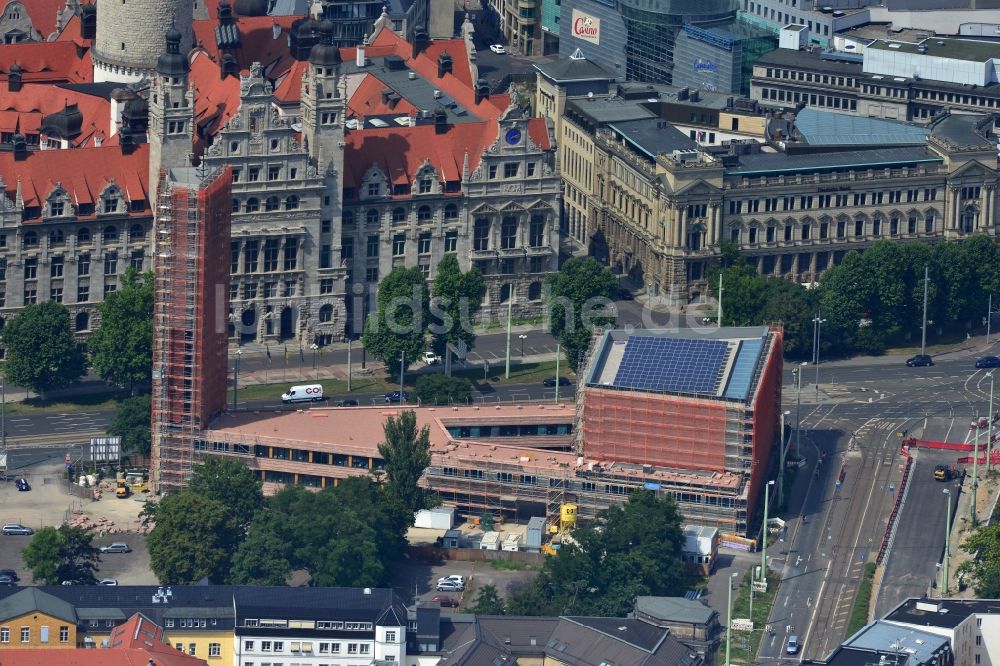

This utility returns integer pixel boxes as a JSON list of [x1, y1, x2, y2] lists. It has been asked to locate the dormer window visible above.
[[368, 183, 380, 197], [103, 197, 119, 214], [418, 178, 432, 194], [50, 201, 65, 216]]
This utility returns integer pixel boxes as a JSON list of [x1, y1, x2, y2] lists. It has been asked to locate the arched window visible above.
[[319, 304, 334, 323], [499, 283, 512, 303], [22, 231, 37, 248], [417, 205, 432, 222], [444, 204, 458, 220], [367, 209, 380, 225], [245, 198, 260, 213], [265, 196, 280, 212], [103, 226, 118, 243], [285, 195, 299, 210], [75, 311, 90, 330], [78, 227, 91, 243], [49, 229, 64, 246], [129, 224, 145, 242], [528, 281, 542, 301], [392, 207, 407, 223]]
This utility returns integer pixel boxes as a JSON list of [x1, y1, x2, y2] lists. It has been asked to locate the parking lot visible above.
[[0, 458, 156, 585], [391, 556, 540, 610]]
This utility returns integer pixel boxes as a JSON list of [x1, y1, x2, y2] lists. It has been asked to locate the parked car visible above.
[[906, 354, 934, 367], [423, 351, 441, 365], [384, 391, 410, 403], [786, 635, 800, 655], [432, 596, 460, 608], [0, 574, 14, 586], [100, 542, 131, 554], [14, 478, 29, 492], [438, 575, 466, 586], [975, 356, 1000, 369], [98, 578, 118, 586], [489, 44, 506, 54], [0, 569, 20, 582], [1, 524, 33, 536], [543, 377, 572, 387], [436, 580, 465, 592]]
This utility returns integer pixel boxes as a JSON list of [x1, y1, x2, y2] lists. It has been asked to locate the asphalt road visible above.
[[759, 339, 1000, 661]]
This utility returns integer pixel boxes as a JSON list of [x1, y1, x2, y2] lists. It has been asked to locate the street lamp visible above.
[[232, 348, 243, 411], [941, 488, 952, 596], [971, 416, 982, 525], [761, 479, 775, 585], [518, 334, 527, 358], [987, 371, 995, 474], [812, 313, 826, 398], [792, 367, 802, 458], [726, 572, 739, 666], [778, 410, 791, 504], [310, 343, 319, 369]]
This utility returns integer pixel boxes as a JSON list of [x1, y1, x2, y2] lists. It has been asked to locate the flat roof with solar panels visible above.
[[585, 327, 771, 403]]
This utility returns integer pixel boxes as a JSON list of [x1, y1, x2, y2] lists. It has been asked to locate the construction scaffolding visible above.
[[150, 166, 231, 493]]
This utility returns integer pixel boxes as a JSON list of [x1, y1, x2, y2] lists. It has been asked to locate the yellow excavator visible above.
[[115, 472, 130, 499]]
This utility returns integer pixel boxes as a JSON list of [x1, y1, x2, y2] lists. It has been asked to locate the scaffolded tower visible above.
[[151, 166, 232, 493]]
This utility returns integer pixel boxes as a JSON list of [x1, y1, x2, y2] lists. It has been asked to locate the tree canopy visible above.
[[88, 268, 154, 391], [186, 455, 264, 532], [506, 490, 687, 616], [232, 477, 407, 587], [413, 374, 472, 405], [378, 409, 434, 532], [469, 584, 506, 615], [146, 491, 240, 584], [2, 301, 86, 399], [107, 395, 152, 456], [959, 523, 1000, 598], [363, 267, 430, 375], [545, 257, 617, 372], [22, 525, 100, 585], [430, 254, 484, 357]]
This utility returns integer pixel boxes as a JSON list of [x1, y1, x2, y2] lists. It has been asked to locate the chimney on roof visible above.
[[434, 109, 447, 134], [221, 53, 239, 79], [437, 52, 453, 78], [80, 3, 96, 40], [218, 0, 235, 26], [475, 78, 489, 105], [12, 133, 27, 160], [689, 89, 700, 102], [8, 63, 22, 92], [412, 29, 428, 59], [356, 40, 366, 67]]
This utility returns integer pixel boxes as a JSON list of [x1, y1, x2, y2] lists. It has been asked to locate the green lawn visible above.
[[727, 570, 781, 664], [0, 390, 128, 417], [846, 562, 877, 637]]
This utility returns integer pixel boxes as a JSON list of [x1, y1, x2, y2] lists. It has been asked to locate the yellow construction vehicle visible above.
[[115, 472, 130, 499], [125, 468, 148, 493]]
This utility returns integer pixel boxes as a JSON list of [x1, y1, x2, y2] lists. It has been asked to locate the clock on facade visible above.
[[505, 128, 522, 145]]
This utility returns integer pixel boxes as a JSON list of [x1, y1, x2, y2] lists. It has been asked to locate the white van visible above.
[[281, 384, 325, 404]]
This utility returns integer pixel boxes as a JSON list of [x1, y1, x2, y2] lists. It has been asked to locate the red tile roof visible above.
[[0, 143, 149, 213], [347, 73, 418, 118], [189, 49, 242, 145], [272, 59, 306, 104], [0, 40, 92, 83], [0, 82, 110, 147], [191, 14, 300, 80], [344, 121, 497, 191], [527, 117, 551, 150], [20, 0, 70, 40]]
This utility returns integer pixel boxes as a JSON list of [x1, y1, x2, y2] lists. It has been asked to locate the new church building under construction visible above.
[[190, 325, 783, 538]]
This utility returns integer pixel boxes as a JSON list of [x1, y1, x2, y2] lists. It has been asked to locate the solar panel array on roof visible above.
[[723, 338, 764, 401], [613, 337, 729, 394]]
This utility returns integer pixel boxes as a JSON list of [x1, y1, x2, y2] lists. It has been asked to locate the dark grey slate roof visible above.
[[729, 146, 941, 176], [561, 617, 666, 652], [534, 51, 614, 82], [234, 586, 406, 623], [607, 118, 698, 158], [929, 113, 994, 150], [0, 588, 78, 624], [634, 597, 715, 625], [478, 615, 559, 650]]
